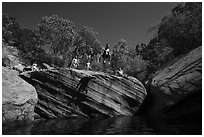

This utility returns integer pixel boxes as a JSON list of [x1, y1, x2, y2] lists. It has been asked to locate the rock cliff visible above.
[[151, 46, 201, 106], [147, 46, 202, 121], [20, 68, 147, 118]]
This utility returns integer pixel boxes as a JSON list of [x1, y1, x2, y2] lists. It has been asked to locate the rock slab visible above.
[[148, 46, 202, 121], [20, 68, 147, 118], [2, 67, 38, 123], [151, 46, 202, 106]]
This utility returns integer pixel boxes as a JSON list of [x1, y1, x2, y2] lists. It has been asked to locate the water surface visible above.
[[3, 115, 201, 135]]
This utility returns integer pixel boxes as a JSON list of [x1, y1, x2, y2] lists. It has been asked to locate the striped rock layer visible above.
[[151, 46, 202, 106], [148, 46, 202, 122], [20, 69, 147, 118]]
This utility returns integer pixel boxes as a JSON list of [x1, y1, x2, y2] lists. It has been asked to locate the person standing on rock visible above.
[[89, 48, 94, 61], [86, 48, 93, 70], [102, 44, 110, 63], [102, 44, 111, 72]]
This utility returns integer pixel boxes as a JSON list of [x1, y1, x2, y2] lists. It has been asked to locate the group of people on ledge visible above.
[[70, 44, 111, 70], [70, 44, 125, 76], [21, 44, 125, 77]]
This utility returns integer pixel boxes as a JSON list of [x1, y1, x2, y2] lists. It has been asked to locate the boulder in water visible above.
[[2, 67, 38, 124]]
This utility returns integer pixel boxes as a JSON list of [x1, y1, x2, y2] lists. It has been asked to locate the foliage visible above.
[[37, 15, 77, 66], [76, 26, 102, 56], [110, 39, 148, 81], [2, 14, 45, 65], [2, 14, 21, 44], [91, 62, 103, 72], [136, 2, 202, 76], [158, 2, 202, 56], [73, 26, 103, 68], [124, 56, 148, 81], [2, 2, 201, 81], [111, 39, 129, 72]]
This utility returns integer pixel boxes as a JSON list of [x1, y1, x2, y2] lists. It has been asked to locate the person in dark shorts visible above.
[[101, 44, 111, 72], [76, 76, 95, 94], [102, 44, 111, 63]]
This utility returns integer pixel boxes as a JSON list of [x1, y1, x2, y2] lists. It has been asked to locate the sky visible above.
[[2, 2, 178, 49]]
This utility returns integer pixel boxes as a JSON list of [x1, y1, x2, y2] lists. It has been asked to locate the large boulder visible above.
[[151, 46, 201, 105], [20, 68, 147, 119], [2, 67, 38, 124], [147, 46, 202, 120]]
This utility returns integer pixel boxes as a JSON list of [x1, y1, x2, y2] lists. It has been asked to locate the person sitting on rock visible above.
[[116, 68, 128, 78], [76, 76, 95, 94], [70, 57, 79, 69], [32, 63, 38, 71], [117, 68, 124, 76]]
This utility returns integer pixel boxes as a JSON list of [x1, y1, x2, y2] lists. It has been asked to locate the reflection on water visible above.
[[2, 116, 201, 135]]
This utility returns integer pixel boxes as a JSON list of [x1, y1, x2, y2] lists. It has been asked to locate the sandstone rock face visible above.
[[151, 46, 201, 106], [20, 68, 147, 118], [2, 67, 38, 123], [147, 46, 202, 123]]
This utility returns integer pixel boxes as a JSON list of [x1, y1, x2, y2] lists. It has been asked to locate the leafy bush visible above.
[[91, 62, 103, 72], [158, 2, 201, 56], [124, 56, 148, 82]]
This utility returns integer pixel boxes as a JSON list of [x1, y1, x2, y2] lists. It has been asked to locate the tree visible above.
[[125, 56, 148, 81], [111, 39, 129, 72], [16, 28, 46, 64], [158, 2, 202, 56], [143, 2, 201, 76], [76, 26, 102, 57], [2, 14, 21, 43], [37, 15, 77, 66], [72, 26, 103, 69], [2, 14, 46, 65], [110, 39, 149, 81]]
